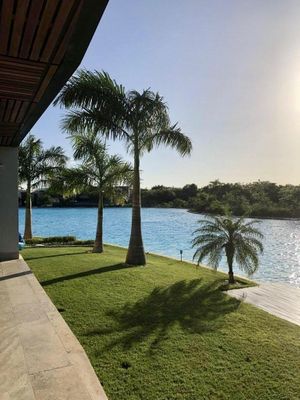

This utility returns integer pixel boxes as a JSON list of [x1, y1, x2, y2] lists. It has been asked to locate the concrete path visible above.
[[0, 257, 108, 400], [227, 283, 300, 327]]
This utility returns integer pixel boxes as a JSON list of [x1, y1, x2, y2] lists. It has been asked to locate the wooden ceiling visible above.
[[0, 0, 108, 146]]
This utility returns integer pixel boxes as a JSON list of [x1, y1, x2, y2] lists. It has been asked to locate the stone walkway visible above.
[[0, 257, 108, 400], [227, 282, 300, 326]]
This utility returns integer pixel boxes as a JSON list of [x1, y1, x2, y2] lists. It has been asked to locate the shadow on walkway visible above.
[[0, 270, 32, 282], [86, 279, 240, 352], [41, 263, 132, 287]]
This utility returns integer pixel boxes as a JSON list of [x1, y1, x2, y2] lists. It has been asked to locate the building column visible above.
[[0, 147, 18, 261]]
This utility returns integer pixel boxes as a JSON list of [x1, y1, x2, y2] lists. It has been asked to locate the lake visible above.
[[19, 207, 300, 287]]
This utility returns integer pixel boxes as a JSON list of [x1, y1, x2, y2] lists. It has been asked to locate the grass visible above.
[[23, 246, 300, 400]]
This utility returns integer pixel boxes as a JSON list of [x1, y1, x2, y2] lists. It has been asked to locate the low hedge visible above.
[[25, 236, 94, 246]]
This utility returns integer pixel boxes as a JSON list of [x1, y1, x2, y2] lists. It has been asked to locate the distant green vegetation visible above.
[[25, 236, 93, 246], [24, 179, 300, 219], [142, 180, 300, 218], [23, 246, 300, 400]]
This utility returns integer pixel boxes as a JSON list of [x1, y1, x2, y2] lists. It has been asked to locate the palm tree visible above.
[[192, 215, 263, 284], [51, 133, 132, 253], [54, 70, 192, 265], [19, 134, 67, 240]]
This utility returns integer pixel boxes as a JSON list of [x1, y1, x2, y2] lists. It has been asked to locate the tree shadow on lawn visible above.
[[25, 251, 89, 261], [86, 278, 241, 352], [41, 263, 133, 286]]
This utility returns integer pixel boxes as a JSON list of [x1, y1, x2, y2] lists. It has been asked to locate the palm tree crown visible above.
[[51, 132, 132, 253], [55, 70, 192, 265], [67, 133, 132, 193], [19, 134, 67, 239], [192, 215, 264, 283], [54, 71, 191, 157]]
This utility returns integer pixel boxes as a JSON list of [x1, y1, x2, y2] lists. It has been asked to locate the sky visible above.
[[32, 0, 300, 188]]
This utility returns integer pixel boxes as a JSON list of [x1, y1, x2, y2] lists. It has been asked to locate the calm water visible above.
[[19, 207, 300, 287]]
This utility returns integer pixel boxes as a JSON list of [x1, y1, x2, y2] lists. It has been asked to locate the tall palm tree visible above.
[[51, 133, 132, 253], [192, 215, 263, 284], [54, 70, 192, 265], [19, 134, 67, 240]]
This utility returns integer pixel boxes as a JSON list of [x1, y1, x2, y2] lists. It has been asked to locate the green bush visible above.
[[26, 236, 76, 245], [25, 237, 45, 245], [43, 236, 76, 243], [73, 239, 94, 245], [25, 236, 95, 246]]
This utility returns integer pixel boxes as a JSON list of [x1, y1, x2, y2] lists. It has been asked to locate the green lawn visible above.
[[23, 246, 300, 400]]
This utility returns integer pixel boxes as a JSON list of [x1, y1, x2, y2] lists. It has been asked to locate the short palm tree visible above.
[[54, 70, 192, 265], [192, 215, 264, 283], [51, 133, 132, 253], [19, 134, 67, 240]]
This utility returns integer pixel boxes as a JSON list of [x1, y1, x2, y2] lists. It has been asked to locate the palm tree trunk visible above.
[[228, 265, 235, 284], [93, 191, 104, 253], [24, 182, 32, 240], [126, 144, 146, 265], [225, 244, 235, 284]]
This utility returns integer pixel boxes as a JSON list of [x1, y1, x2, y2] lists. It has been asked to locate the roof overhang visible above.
[[0, 0, 108, 147]]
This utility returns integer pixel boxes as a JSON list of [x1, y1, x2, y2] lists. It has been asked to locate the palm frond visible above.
[[54, 70, 126, 109], [19, 135, 67, 188], [234, 238, 261, 275], [142, 124, 192, 156], [192, 237, 225, 268], [61, 109, 131, 143], [237, 221, 264, 239]]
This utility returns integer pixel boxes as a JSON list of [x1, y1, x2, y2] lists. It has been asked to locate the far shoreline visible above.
[[18, 205, 300, 222]]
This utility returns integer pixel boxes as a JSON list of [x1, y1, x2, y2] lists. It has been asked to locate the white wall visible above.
[[0, 147, 18, 261]]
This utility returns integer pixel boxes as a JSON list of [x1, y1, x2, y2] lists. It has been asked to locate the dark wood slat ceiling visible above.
[[0, 0, 108, 146]]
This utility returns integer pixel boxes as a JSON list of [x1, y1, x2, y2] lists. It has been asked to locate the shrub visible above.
[[74, 239, 94, 245], [25, 237, 45, 245], [25, 236, 95, 246], [43, 236, 76, 243], [26, 236, 76, 245]]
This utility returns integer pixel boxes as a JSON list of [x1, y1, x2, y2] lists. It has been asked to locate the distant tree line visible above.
[[142, 180, 300, 218], [19, 187, 129, 208], [22, 179, 300, 219]]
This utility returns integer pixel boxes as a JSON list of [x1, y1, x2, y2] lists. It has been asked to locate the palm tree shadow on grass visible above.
[[40, 263, 132, 286], [86, 279, 241, 353], [25, 251, 89, 261]]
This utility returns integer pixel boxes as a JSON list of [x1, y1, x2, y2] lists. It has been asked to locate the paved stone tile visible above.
[[67, 351, 108, 400], [17, 319, 70, 375], [13, 303, 47, 325], [47, 311, 82, 354], [47, 311, 108, 400], [0, 310, 13, 328], [26, 275, 57, 313], [30, 366, 92, 400], [1, 258, 30, 276], [6, 277, 38, 308], [6, 381, 36, 400], [0, 258, 108, 399], [227, 283, 300, 326], [0, 284, 13, 314], [0, 327, 34, 400]]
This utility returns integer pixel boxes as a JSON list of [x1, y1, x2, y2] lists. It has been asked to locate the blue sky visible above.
[[32, 0, 300, 188]]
